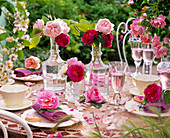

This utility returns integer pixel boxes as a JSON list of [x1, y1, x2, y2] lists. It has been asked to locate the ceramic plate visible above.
[[0, 99, 32, 111], [125, 99, 170, 117], [21, 105, 84, 128], [129, 87, 145, 96], [0, 79, 15, 86], [11, 74, 43, 82]]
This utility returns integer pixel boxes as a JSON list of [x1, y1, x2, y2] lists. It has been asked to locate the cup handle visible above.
[[131, 78, 137, 87], [25, 88, 32, 99]]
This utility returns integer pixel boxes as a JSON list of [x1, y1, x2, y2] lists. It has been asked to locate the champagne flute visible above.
[[109, 61, 127, 107], [129, 38, 143, 77]]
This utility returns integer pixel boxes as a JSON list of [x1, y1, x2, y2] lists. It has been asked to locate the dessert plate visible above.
[[21, 105, 84, 128], [12, 74, 43, 82], [0, 99, 32, 111], [129, 87, 145, 96], [125, 99, 170, 117], [0, 79, 15, 86]]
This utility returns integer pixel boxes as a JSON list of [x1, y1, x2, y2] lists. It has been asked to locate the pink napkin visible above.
[[14, 68, 42, 77], [32, 104, 68, 123]]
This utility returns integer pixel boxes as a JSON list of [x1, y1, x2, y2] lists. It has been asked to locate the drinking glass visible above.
[[142, 43, 154, 74], [129, 38, 143, 77], [109, 61, 127, 106]]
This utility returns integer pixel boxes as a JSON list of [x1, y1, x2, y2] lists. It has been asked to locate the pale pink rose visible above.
[[163, 37, 169, 44], [151, 36, 161, 48], [140, 32, 152, 43], [25, 56, 40, 69], [150, 14, 166, 28], [84, 87, 104, 103], [33, 19, 44, 30], [128, 0, 134, 4], [67, 57, 86, 70], [61, 20, 70, 33], [36, 90, 59, 109], [43, 20, 62, 38], [130, 17, 145, 37], [95, 19, 114, 35]]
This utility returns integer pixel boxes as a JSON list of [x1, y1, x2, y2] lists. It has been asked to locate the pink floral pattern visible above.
[[150, 14, 166, 28]]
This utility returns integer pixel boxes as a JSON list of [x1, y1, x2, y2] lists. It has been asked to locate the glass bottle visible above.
[[84, 43, 109, 97], [42, 38, 66, 92]]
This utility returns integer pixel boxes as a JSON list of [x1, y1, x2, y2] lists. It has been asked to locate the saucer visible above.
[[0, 79, 15, 86], [129, 87, 145, 96], [11, 74, 43, 82], [0, 99, 32, 111]]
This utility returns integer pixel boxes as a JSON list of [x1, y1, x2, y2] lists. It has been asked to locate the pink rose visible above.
[[36, 90, 59, 109], [150, 14, 166, 28], [84, 87, 104, 103], [130, 17, 145, 37], [140, 32, 152, 43], [95, 19, 114, 35], [163, 37, 169, 44], [82, 29, 99, 45], [43, 20, 62, 38], [67, 65, 84, 82], [144, 83, 162, 103], [33, 19, 44, 30], [67, 57, 86, 70], [61, 20, 70, 33], [55, 33, 70, 47], [153, 46, 167, 58], [101, 33, 113, 48], [151, 36, 161, 48], [25, 56, 40, 69]]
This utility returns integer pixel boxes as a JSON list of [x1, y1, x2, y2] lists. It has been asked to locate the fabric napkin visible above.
[[32, 104, 68, 123], [14, 68, 42, 77]]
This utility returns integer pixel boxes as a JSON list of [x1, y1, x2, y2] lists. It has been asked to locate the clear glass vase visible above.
[[157, 55, 170, 90], [84, 43, 109, 97], [42, 38, 66, 92], [65, 81, 80, 102]]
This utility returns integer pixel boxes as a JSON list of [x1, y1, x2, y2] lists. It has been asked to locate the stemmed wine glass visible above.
[[129, 38, 143, 77], [142, 43, 154, 74], [108, 61, 127, 110]]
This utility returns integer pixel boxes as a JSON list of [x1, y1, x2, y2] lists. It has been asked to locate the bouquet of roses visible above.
[[60, 57, 86, 83]]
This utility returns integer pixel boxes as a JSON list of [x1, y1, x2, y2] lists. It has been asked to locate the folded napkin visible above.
[[143, 100, 170, 113], [14, 68, 42, 77], [32, 104, 68, 123]]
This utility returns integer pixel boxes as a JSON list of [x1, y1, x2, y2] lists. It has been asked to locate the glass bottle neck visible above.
[[50, 38, 59, 59], [91, 43, 102, 62]]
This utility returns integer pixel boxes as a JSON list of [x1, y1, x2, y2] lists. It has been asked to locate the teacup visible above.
[[0, 84, 32, 108], [131, 74, 160, 94]]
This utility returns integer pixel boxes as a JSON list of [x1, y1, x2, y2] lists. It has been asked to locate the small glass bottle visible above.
[[42, 38, 66, 92]]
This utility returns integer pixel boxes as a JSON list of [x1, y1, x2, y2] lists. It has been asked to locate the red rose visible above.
[[67, 65, 84, 82], [101, 33, 113, 48], [144, 83, 162, 103], [55, 33, 70, 47], [81, 29, 99, 45]]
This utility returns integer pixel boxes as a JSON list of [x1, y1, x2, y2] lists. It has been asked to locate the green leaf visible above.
[[22, 40, 31, 46], [17, 50, 24, 60], [144, 98, 148, 104], [62, 19, 70, 26], [75, 23, 89, 32], [101, 101, 106, 104], [80, 19, 90, 25], [163, 90, 170, 104], [47, 107, 63, 112], [3, 2, 15, 15], [80, 99, 85, 103], [67, 76, 72, 82], [92, 113, 102, 138], [56, 107, 62, 110], [37, 107, 41, 111], [30, 28, 42, 37], [15, 30, 25, 38], [16, 2, 26, 19], [6, 41, 15, 49], [89, 23, 96, 29], [42, 16, 49, 24], [39, 109, 46, 113], [29, 35, 40, 49], [0, 1, 7, 8], [96, 36, 105, 46], [90, 101, 102, 109], [52, 115, 74, 131], [0, 33, 8, 41], [70, 24, 80, 36]]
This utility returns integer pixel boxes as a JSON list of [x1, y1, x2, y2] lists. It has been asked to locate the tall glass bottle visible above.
[[42, 38, 66, 92], [84, 43, 109, 97]]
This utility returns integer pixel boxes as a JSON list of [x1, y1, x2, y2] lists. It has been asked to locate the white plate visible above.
[[11, 74, 43, 82], [0, 99, 32, 111], [129, 87, 145, 96], [125, 99, 170, 117], [21, 106, 83, 128], [0, 79, 15, 86]]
